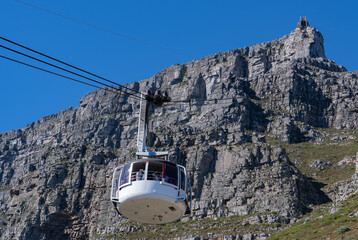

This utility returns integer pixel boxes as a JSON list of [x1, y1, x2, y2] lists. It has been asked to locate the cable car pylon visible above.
[[111, 90, 192, 224]]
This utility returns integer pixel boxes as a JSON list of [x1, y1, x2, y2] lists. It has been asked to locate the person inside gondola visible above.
[[136, 169, 145, 180], [119, 165, 130, 186], [153, 172, 161, 181], [164, 175, 174, 185], [120, 174, 129, 185]]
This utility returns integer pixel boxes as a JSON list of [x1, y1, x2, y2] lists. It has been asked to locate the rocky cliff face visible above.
[[0, 21, 357, 239]]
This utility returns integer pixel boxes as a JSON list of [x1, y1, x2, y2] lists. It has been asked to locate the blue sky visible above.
[[1, 0, 357, 133]]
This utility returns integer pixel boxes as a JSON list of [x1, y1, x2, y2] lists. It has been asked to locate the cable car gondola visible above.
[[111, 92, 192, 224]]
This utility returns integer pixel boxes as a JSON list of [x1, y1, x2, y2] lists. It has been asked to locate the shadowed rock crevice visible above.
[[188, 145, 217, 199], [290, 71, 332, 127], [36, 212, 76, 240]]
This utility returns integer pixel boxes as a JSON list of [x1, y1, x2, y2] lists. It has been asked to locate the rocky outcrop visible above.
[[0, 19, 357, 239], [189, 145, 321, 218], [323, 152, 358, 202]]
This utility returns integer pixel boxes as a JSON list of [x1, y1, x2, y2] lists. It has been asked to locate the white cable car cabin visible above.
[[110, 91, 192, 224], [111, 152, 191, 224]]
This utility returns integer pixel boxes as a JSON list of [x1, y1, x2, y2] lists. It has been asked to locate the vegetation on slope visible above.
[[267, 193, 358, 240], [97, 190, 358, 239], [267, 127, 358, 185], [95, 212, 283, 239]]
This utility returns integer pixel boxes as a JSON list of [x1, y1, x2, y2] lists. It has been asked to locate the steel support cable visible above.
[[0, 40, 240, 105], [164, 97, 240, 105], [0, 54, 140, 100], [0, 36, 143, 97], [14, 0, 193, 58], [0, 44, 144, 100]]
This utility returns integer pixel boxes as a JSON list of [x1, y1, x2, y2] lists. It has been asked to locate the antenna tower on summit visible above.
[[297, 17, 310, 29]]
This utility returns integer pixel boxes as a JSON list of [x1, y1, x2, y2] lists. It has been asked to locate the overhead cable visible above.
[[0, 38, 243, 106], [164, 97, 241, 105], [0, 54, 141, 100], [0, 36, 143, 96], [0, 52, 246, 108], [0, 44, 144, 100]]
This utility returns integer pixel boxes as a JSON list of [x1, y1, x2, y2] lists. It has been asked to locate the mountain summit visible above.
[[0, 18, 357, 239], [285, 16, 326, 59]]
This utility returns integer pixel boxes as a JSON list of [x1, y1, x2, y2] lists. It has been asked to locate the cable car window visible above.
[[147, 161, 163, 181], [131, 162, 146, 181], [119, 163, 131, 186], [164, 163, 178, 186], [180, 169, 185, 190]]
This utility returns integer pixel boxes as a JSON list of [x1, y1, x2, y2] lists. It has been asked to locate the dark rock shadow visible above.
[[291, 72, 332, 128], [307, 177, 332, 204], [242, 81, 269, 132], [192, 146, 218, 199]]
